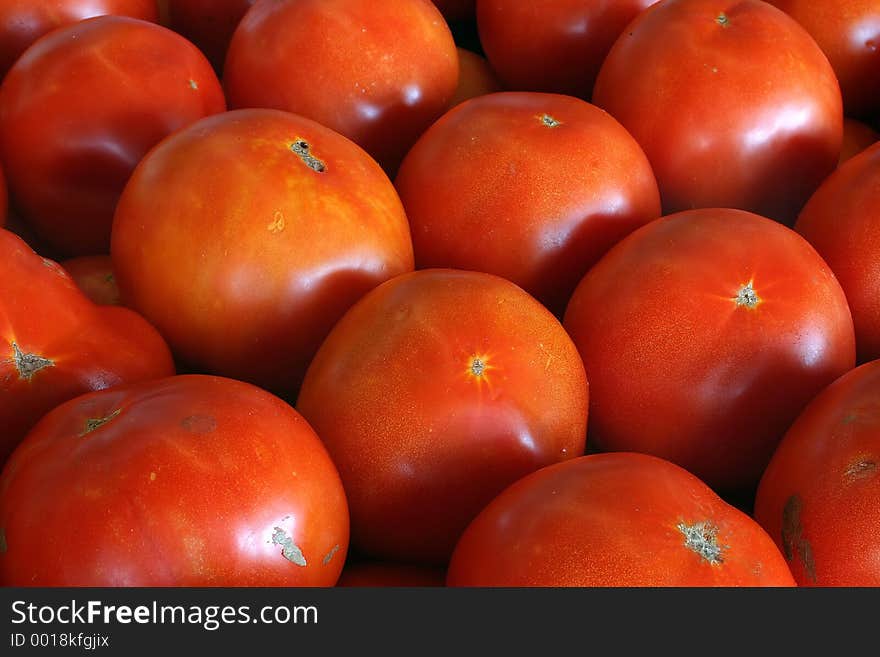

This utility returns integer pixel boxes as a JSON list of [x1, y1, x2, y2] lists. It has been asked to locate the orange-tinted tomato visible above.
[[448, 48, 503, 109]]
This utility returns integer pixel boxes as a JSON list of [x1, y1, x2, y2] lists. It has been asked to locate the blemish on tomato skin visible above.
[[716, 13, 730, 28], [9, 343, 54, 381], [677, 520, 728, 565], [80, 409, 122, 437], [181, 415, 216, 434], [844, 460, 877, 481], [781, 494, 817, 583], [322, 544, 340, 565], [290, 139, 326, 173], [271, 527, 307, 567], [539, 114, 562, 128]]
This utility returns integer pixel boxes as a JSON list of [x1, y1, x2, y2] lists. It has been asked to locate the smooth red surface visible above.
[[0, 0, 158, 80], [166, 0, 255, 72], [563, 208, 856, 494], [61, 255, 120, 306], [447, 452, 796, 586], [0, 375, 350, 586], [592, 0, 843, 225], [477, 0, 660, 98], [111, 108, 414, 398], [297, 269, 588, 564], [396, 92, 660, 314], [754, 360, 880, 586], [0, 16, 226, 256], [0, 228, 175, 464], [337, 562, 446, 587], [448, 48, 503, 110], [223, 0, 459, 173], [795, 142, 880, 363]]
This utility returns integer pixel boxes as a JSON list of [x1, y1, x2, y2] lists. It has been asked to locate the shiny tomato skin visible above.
[[795, 143, 880, 363], [111, 108, 414, 398], [0, 0, 158, 80], [593, 0, 843, 226], [477, 0, 660, 98], [61, 255, 120, 306], [447, 452, 795, 587], [337, 561, 446, 587], [0, 374, 349, 586], [0, 16, 226, 257], [563, 209, 856, 494], [840, 119, 879, 166], [396, 92, 661, 314], [223, 0, 459, 173], [0, 229, 175, 464], [766, 0, 880, 119], [754, 361, 880, 586], [166, 0, 256, 72], [448, 48, 503, 110], [296, 269, 588, 565]]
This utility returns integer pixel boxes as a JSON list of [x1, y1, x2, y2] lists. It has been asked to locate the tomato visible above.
[[431, 0, 474, 23], [563, 208, 856, 495], [592, 0, 843, 226], [0, 0, 158, 80], [111, 108, 414, 398], [166, 0, 256, 73], [0, 228, 175, 464], [794, 143, 880, 364], [477, 0, 660, 99], [754, 360, 880, 586], [60, 255, 120, 306], [223, 0, 459, 173], [766, 0, 880, 120], [0, 16, 225, 257], [447, 452, 795, 586], [337, 561, 446, 587], [296, 269, 588, 565], [840, 118, 879, 166], [395, 92, 660, 314], [0, 374, 349, 586], [448, 48, 503, 110]]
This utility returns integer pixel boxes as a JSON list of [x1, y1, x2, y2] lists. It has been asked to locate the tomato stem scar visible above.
[[678, 521, 727, 564], [735, 282, 760, 308], [80, 409, 122, 437], [290, 139, 326, 172], [10, 342, 54, 381]]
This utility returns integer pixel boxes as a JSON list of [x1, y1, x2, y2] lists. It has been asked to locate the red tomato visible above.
[[223, 0, 459, 173], [766, 0, 880, 119], [0, 374, 349, 586], [447, 452, 796, 586], [795, 142, 880, 363], [337, 561, 446, 587], [0, 0, 158, 80], [0, 228, 175, 464], [563, 208, 856, 494], [395, 92, 661, 314], [60, 255, 120, 306], [296, 269, 588, 565], [477, 0, 660, 98], [111, 108, 414, 397], [431, 0, 474, 22], [840, 118, 879, 166], [166, 0, 256, 73], [448, 48, 503, 110], [754, 360, 880, 586], [0, 16, 226, 257], [592, 0, 843, 225]]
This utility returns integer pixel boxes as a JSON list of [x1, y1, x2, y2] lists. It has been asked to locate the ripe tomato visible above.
[[166, 0, 256, 73], [448, 48, 503, 110], [0, 374, 349, 586], [61, 255, 120, 306], [754, 360, 880, 586], [297, 269, 588, 565], [795, 142, 880, 363], [447, 452, 795, 586], [592, 0, 842, 225], [0, 16, 225, 257], [111, 108, 414, 398], [477, 0, 660, 98], [395, 92, 661, 314], [0, 0, 158, 80], [431, 0, 474, 22], [840, 119, 879, 166], [337, 561, 446, 587], [563, 208, 856, 495], [223, 0, 459, 173], [765, 0, 880, 119], [0, 229, 175, 464]]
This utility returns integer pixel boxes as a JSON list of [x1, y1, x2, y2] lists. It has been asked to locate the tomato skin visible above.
[[447, 452, 795, 587], [0, 0, 158, 80], [795, 143, 880, 364], [754, 361, 880, 586], [60, 255, 120, 306], [765, 0, 880, 119], [223, 0, 459, 173], [593, 0, 842, 226], [296, 269, 588, 565], [337, 562, 446, 587], [166, 0, 256, 73], [395, 92, 660, 314], [563, 209, 856, 494], [0, 162, 6, 227], [0, 229, 175, 464], [0, 16, 225, 257], [448, 48, 503, 110], [477, 0, 660, 99], [0, 374, 349, 586], [840, 119, 879, 166], [111, 108, 414, 398]]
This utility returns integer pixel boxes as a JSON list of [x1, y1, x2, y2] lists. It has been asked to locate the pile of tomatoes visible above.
[[0, 0, 878, 588]]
